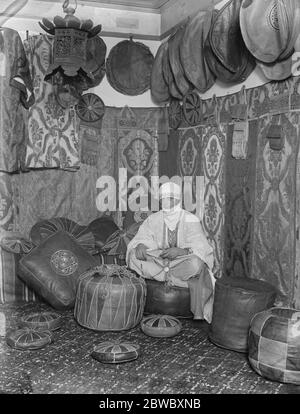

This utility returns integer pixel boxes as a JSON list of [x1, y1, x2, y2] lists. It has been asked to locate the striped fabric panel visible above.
[[0, 247, 37, 303]]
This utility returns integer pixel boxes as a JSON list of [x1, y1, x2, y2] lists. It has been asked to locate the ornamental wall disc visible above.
[[106, 39, 154, 96]]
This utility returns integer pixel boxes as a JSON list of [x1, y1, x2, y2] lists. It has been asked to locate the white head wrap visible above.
[[159, 182, 182, 200]]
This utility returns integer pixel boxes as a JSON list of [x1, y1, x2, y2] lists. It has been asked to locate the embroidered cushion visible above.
[[6, 328, 52, 350], [20, 311, 63, 331], [18, 231, 97, 310], [140, 314, 182, 338], [91, 341, 140, 364]]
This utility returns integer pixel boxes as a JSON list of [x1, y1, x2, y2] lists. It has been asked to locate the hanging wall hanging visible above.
[[76, 93, 106, 166], [106, 38, 154, 96], [168, 99, 182, 130], [39, 0, 102, 85]]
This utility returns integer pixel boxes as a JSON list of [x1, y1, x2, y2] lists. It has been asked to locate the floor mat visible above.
[[0, 302, 299, 394]]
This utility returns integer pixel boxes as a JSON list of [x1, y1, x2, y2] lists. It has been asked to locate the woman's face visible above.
[[160, 197, 181, 211]]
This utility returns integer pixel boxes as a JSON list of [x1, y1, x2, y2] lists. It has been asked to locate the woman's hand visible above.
[[135, 243, 148, 261], [160, 247, 187, 261]]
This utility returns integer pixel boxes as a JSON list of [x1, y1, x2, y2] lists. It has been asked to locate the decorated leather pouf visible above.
[[249, 307, 300, 385], [91, 341, 140, 364], [6, 328, 52, 350], [20, 312, 63, 331], [144, 279, 193, 318], [19, 230, 98, 310], [209, 277, 277, 352], [74, 265, 146, 331], [141, 314, 182, 338]]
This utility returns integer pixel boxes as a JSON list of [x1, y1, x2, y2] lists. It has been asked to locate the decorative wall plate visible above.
[[183, 91, 202, 126], [76, 93, 105, 123]]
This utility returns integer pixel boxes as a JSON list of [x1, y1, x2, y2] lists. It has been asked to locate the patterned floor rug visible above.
[[0, 302, 299, 394]]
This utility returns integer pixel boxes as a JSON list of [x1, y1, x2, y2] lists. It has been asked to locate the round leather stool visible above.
[[144, 279, 193, 318], [249, 307, 300, 385], [209, 277, 277, 352]]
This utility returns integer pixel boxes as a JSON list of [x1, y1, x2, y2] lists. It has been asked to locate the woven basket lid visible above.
[[91, 341, 140, 364], [20, 312, 63, 331], [151, 41, 170, 104], [168, 25, 192, 96], [140, 314, 182, 338], [179, 9, 216, 93], [162, 41, 182, 100], [204, 4, 256, 84], [6, 328, 52, 350], [106, 39, 154, 96]]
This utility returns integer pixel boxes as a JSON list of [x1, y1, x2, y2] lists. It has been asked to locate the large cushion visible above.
[[18, 231, 97, 310]]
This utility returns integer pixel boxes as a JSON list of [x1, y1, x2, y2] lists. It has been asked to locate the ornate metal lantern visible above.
[[39, 0, 102, 83]]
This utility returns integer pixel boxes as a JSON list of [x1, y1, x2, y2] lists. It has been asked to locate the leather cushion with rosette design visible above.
[[18, 231, 97, 310]]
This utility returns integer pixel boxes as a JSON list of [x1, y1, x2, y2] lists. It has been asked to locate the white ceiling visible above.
[[81, 0, 171, 10]]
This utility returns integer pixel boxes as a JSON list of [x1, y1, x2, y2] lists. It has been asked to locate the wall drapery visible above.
[[163, 76, 300, 307]]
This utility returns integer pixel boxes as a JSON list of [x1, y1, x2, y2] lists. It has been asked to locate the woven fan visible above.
[[30, 217, 95, 253], [101, 222, 140, 257]]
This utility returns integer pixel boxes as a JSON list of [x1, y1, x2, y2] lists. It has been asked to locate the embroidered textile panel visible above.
[[0, 28, 33, 172], [251, 113, 298, 305], [116, 107, 160, 228], [159, 129, 180, 178], [201, 125, 226, 279], [223, 120, 258, 279], [295, 136, 300, 309], [24, 35, 80, 170], [0, 173, 15, 232], [178, 127, 203, 214]]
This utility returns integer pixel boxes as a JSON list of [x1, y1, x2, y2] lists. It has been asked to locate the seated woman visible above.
[[126, 182, 215, 323]]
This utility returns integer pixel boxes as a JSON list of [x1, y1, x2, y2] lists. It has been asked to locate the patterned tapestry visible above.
[[224, 120, 258, 279], [116, 106, 160, 228], [295, 138, 300, 309], [0, 173, 15, 232], [159, 129, 179, 178], [178, 127, 203, 214], [251, 113, 298, 305], [23, 35, 80, 170], [0, 28, 33, 173], [201, 125, 226, 279]]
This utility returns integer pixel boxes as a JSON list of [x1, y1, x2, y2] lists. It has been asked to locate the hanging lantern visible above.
[[39, 0, 102, 83]]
